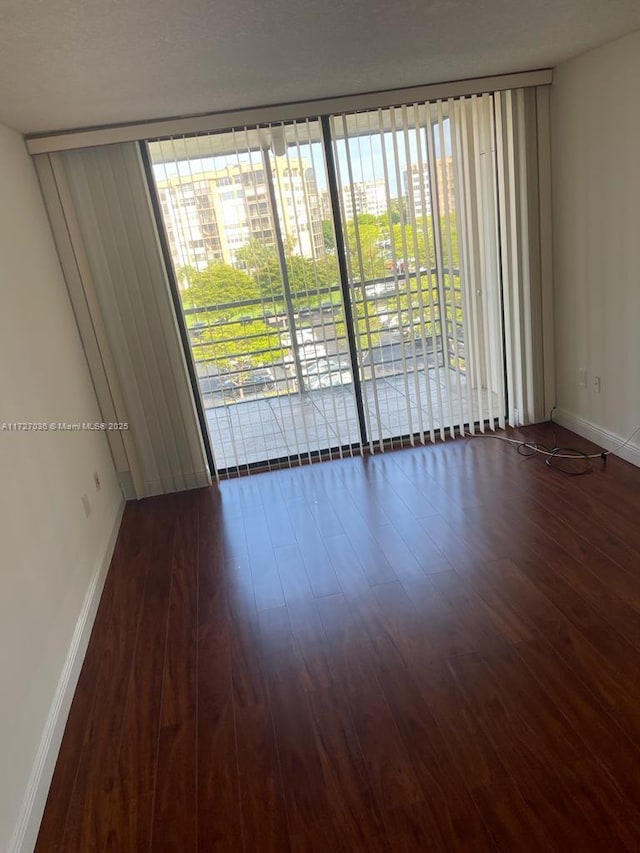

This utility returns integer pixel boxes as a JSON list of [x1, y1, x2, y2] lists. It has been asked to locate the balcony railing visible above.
[[184, 268, 464, 409]]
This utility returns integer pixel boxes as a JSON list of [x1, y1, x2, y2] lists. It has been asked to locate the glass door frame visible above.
[[143, 102, 508, 477]]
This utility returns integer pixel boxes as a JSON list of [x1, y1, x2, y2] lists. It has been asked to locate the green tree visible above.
[[388, 198, 409, 225], [345, 215, 387, 280], [236, 239, 341, 307], [179, 261, 284, 372], [235, 241, 284, 300], [321, 219, 336, 253], [236, 239, 276, 271], [196, 317, 284, 373], [180, 262, 259, 309], [285, 255, 339, 307]]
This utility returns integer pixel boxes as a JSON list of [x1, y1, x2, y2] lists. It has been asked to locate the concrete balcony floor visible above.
[[205, 368, 500, 472]]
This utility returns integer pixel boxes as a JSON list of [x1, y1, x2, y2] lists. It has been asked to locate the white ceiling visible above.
[[2, 0, 639, 135]]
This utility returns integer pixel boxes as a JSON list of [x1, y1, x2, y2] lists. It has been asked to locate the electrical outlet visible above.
[[82, 493, 91, 518], [93, 471, 101, 492], [578, 368, 587, 389], [593, 376, 601, 393]]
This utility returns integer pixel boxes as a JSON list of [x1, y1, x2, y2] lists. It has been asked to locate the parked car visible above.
[[240, 369, 276, 392], [303, 358, 351, 377], [199, 375, 237, 394], [298, 343, 326, 362], [281, 328, 315, 346], [307, 370, 352, 390], [327, 358, 351, 373], [188, 321, 207, 339], [199, 375, 238, 407]]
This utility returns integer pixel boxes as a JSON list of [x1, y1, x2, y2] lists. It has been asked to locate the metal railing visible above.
[[182, 268, 465, 407]]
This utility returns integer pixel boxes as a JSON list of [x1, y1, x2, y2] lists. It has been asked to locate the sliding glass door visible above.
[[330, 98, 505, 449], [148, 95, 507, 476], [148, 121, 362, 474]]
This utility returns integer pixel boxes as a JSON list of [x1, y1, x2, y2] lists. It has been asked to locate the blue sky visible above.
[[152, 123, 451, 198]]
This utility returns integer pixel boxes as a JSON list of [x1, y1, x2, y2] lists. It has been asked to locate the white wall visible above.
[[0, 123, 123, 851], [552, 29, 640, 459]]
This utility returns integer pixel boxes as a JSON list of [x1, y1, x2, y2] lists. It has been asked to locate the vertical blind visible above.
[[496, 87, 548, 425], [148, 88, 549, 476], [330, 94, 509, 451], [36, 143, 211, 497]]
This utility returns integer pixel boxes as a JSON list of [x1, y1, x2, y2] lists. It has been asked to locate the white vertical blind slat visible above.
[[379, 108, 414, 444], [535, 86, 555, 419], [438, 100, 465, 433], [239, 125, 282, 474], [401, 104, 429, 445], [478, 94, 507, 429], [484, 91, 507, 429], [282, 127, 319, 464], [333, 112, 381, 454], [496, 88, 546, 427], [424, 103, 456, 439], [270, 136, 311, 467], [450, 98, 477, 433], [504, 90, 524, 426], [515, 91, 535, 423], [467, 96, 491, 429], [415, 103, 446, 441]]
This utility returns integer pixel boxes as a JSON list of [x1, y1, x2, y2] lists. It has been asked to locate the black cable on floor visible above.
[[473, 408, 640, 476]]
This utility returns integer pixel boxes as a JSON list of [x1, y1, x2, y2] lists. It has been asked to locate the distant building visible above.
[[340, 180, 388, 220], [156, 158, 324, 270], [403, 157, 456, 220], [434, 156, 457, 216], [403, 165, 432, 218], [319, 189, 333, 221]]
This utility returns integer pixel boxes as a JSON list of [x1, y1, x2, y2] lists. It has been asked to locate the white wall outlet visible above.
[[578, 368, 587, 389], [593, 376, 601, 393], [81, 493, 91, 518], [93, 471, 101, 492]]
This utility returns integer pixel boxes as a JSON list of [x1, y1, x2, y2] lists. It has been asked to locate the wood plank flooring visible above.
[[36, 424, 640, 851]]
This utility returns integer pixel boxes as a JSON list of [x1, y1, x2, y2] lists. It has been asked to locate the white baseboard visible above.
[[554, 408, 640, 468], [8, 497, 126, 853]]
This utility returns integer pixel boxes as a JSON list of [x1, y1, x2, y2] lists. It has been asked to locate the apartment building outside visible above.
[[403, 157, 456, 220], [156, 157, 325, 270], [340, 179, 388, 220], [319, 180, 389, 222]]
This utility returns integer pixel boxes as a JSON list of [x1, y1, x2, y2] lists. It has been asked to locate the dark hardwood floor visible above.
[[36, 424, 640, 851]]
